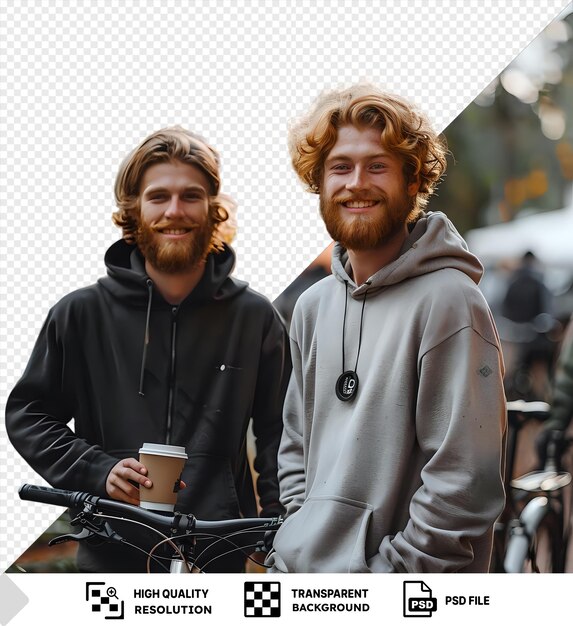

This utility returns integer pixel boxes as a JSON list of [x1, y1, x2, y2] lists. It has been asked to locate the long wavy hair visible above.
[[288, 84, 448, 217]]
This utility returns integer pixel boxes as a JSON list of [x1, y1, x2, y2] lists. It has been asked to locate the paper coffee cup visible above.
[[138, 443, 188, 512]]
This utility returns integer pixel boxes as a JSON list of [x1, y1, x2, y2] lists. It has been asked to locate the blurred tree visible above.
[[429, 7, 573, 234]]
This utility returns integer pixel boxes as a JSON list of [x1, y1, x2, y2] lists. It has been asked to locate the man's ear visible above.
[[407, 175, 420, 197]]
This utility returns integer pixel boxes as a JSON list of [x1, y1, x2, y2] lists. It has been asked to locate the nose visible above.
[[345, 166, 368, 192], [164, 195, 185, 218]]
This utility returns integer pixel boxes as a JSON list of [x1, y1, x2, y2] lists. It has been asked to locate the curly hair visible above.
[[288, 84, 448, 213], [112, 126, 232, 249]]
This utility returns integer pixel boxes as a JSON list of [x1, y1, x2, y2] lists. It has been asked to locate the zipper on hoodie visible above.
[[165, 305, 179, 444]]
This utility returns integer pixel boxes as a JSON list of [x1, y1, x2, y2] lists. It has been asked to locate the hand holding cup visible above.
[[105, 458, 152, 505], [106, 452, 187, 507], [138, 443, 188, 512]]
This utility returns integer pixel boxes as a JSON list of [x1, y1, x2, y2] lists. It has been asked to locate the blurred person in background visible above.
[[267, 84, 506, 573], [6, 126, 290, 573], [502, 251, 553, 325], [501, 250, 557, 400]]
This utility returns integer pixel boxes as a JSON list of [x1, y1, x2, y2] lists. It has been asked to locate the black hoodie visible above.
[[6, 240, 291, 572]]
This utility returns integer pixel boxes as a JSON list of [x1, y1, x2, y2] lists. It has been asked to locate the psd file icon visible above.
[[403, 581, 437, 617]]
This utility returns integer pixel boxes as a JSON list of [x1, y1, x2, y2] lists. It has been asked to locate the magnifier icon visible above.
[[107, 587, 118, 599]]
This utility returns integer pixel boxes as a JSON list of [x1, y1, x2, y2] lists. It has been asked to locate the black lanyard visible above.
[[336, 282, 367, 401]]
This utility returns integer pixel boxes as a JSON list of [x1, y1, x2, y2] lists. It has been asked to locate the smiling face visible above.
[[320, 124, 420, 251], [136, 160, 215, 273]]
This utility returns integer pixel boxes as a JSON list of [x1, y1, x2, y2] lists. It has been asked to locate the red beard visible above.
[[135, 218, 215, 273], [319, 189, 413, 251]]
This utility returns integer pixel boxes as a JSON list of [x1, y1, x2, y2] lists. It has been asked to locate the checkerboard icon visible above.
[[244, 581, 281, 617]]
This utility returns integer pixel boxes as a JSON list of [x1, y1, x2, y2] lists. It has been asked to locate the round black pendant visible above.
[[336, 370, 359, 401]]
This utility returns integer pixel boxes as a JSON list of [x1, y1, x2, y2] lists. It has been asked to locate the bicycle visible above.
[[490, 400, 552, 572], [504, 427, 572, 573], [18, 484, 283, 574]]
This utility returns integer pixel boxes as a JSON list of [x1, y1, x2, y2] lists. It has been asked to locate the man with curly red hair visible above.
[[267, 85, 506, 573]]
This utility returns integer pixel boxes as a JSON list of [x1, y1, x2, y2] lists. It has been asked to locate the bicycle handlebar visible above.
[[18, 484, 283, 536], [19, 484, 91, 508]]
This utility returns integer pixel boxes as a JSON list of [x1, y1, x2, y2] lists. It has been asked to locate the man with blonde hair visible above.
[[267, 85, 506, 573], [7, 127, 290, 573]]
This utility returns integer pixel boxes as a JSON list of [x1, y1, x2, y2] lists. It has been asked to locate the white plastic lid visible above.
[[138, 443, 188, 459]]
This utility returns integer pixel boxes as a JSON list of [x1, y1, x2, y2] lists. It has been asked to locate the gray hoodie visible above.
[[267, 211, 506, 573]]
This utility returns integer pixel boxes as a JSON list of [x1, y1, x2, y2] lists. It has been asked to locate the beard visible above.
[[135, 217, 215, 274], [319, 188, 414, 251]]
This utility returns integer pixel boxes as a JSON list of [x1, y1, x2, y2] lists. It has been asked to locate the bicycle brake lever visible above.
[[49, 520, 125, 545], [49, 527, 95, 545], [58, 512, 125, 545]]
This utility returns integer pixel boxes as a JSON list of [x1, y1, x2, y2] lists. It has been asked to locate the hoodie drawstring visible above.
[[139, 279, 153, 396]]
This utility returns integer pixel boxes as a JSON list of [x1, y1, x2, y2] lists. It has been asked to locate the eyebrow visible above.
[[324, 152, 393, 164], [142, 184, 207, 195]]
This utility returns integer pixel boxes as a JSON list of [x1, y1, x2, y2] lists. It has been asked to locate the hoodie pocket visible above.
[[271, 495, 374, 573]]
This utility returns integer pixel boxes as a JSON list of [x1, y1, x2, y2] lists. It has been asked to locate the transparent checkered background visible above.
[[1, 0, 569, 570]]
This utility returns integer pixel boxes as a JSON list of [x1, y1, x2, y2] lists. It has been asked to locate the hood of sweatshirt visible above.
[[331, 211, 483, 299], [98, 239, 250, 396], [98, 239, 248, 308]]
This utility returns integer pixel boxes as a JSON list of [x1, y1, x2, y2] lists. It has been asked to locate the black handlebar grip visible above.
[[18, 484, 90, 508]]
